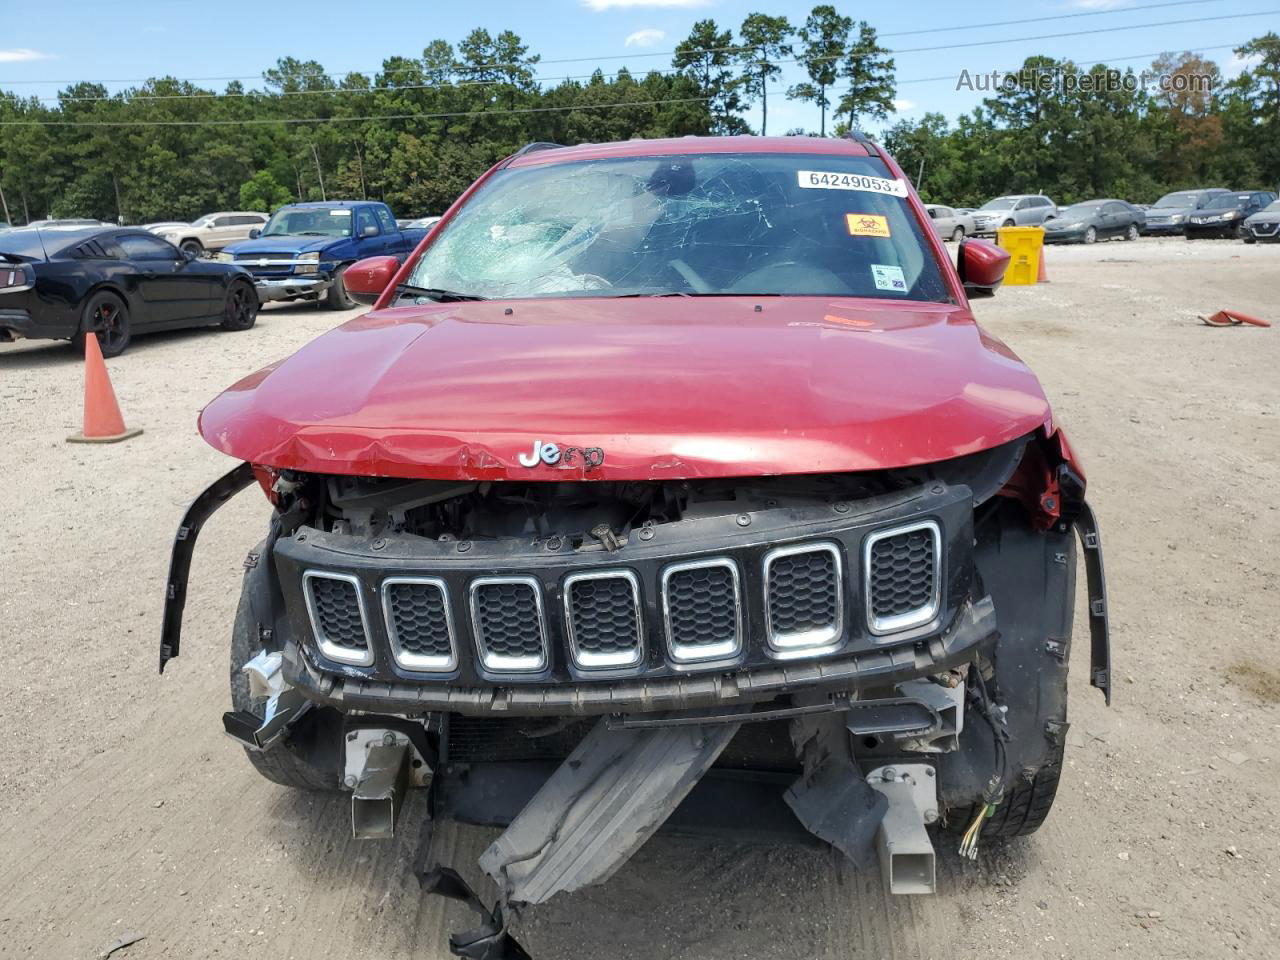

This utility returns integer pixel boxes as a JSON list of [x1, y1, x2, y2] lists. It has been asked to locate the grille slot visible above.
[[763, 543, 843, 652], [303, 572, 372, 666], [382, 577, 455, 671], [470, 577, 548, 672], [564, 571, 643, 669], [661, 559, 742, 663], [865, 521, 940, 635]]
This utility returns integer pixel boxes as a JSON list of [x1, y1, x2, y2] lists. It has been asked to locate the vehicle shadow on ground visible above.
[[259, 782, 1030, 959]]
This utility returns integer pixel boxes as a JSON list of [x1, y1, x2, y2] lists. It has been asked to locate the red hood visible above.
[[199, 297, 1052, 481]]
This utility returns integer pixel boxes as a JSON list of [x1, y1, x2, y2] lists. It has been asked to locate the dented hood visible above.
[[199, 297, 1051, 481]]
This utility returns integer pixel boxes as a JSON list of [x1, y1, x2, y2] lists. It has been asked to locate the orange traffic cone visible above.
[[1224, 309, 1271, 328], [1036, 250, 1050, 283], [66, 334, 143, 443]]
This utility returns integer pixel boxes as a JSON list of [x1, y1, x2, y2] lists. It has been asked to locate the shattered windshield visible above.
[[407, 153, 949, 302]]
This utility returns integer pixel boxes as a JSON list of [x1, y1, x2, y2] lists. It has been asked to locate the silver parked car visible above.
[[150, 211, 269, 257], [970, 195, 1058, 235], [923, 204, 976, 242], [1141, 188, 1233, 235], [1242, 199, 1280, 243]]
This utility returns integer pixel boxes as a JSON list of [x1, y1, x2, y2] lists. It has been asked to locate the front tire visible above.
[[951, 226, 965, 242], [221, 279, 259, 331], [180, 239, 204, 258], [1126, 224, 1139, 241], [948, 744, 1065, 840], [230, 563, 342, 791], [325, 264, 355, 310], [1083, 226, 1097, 244], [73, 290, 131, 358]]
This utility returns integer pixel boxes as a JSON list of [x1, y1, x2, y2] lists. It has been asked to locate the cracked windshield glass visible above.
[[408, 153, 949, 302]]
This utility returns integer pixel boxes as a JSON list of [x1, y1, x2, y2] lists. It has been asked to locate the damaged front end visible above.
[[160, 428, 1110, 958]]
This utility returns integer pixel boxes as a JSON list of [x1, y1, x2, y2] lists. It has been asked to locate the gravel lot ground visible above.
[[1, 236, 1277, 959]]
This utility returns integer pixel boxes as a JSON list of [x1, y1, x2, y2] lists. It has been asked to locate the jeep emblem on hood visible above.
[[518, 440, 605, 470]]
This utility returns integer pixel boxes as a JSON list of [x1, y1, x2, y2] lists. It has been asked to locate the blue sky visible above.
[[0, 0, 1273, 133]]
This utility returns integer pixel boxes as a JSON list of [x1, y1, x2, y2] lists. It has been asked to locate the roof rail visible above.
[[503, 142, 565, 166], [844, 129, 884, 160]]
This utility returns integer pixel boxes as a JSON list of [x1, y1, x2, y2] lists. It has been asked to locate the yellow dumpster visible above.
[[995, 226, 1045, 286]]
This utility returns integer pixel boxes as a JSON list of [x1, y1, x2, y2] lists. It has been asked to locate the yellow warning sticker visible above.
[[845, 213, 891, 237]]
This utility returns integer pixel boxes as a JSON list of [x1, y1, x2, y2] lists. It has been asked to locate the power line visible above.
[[2, 7, 1267, 108], [0, 0, 1232, 88], [0, 95, 712, 127]]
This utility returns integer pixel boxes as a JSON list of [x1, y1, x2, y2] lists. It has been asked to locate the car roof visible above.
[[506, 135, 875, 169], [281, 201, 370, 209], [0, 225, 113, 258]]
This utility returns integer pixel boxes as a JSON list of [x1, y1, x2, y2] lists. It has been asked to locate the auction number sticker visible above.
[[871, 263, 907, 293], [797, 171, 908, 197]]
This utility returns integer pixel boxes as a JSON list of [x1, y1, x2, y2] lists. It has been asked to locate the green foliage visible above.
[[0, 18, 1275, 224], [239, 171, 292, 212]]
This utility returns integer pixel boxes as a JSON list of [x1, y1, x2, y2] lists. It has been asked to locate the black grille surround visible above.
[[274, 482, 973, 686]]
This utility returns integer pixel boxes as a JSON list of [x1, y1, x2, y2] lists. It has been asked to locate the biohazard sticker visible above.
[[797, 171, 908, 197], [845, 213, 891, 237], [871, 263, 907, 293]]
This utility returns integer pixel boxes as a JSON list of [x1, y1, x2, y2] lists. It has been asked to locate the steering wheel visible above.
[[668, 258, 714, 294]]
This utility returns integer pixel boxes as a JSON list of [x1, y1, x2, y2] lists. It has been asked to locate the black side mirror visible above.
[[249, 228, 261, 239]]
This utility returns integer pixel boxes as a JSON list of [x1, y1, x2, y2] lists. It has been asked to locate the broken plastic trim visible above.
[[159, 461, 256, 672], [1075, 501, 1112, 705]]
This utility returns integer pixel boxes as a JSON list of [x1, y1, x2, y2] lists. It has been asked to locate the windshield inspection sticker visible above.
[[871, 263, 907, 293], [797, 171, 908, 197], [845, 213, 891, 237]]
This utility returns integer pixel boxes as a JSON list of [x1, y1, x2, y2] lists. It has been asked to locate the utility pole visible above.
[[0, 177, 11, 224], [112, 172, 124, 225], [917, 157, 925, 190], [310, 143, 327, 201]]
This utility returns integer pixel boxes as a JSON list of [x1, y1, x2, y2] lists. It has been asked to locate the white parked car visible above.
[[923, 204, 977, 242], [150, 211, 269, 257]]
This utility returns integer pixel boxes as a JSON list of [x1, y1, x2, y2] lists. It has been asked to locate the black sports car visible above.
[[0, 226, 259, 357]]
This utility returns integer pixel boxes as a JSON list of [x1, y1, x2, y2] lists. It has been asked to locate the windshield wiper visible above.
[[398, 284, 488, 302]]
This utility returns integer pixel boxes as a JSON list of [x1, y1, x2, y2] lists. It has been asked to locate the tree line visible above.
[[0, 8, 1275, 225]]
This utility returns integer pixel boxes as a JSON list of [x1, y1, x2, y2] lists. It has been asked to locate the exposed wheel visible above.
[[1083, 226, 1097, 244], [951, 226, 965, 242], [231, 566, 342, 791], [1243, 235, 1256, 244], [325, 264, 355, 310], [221, 279, 259, 331], [180, 239, 204, 258], [947, 743, 1065, 840], [1126, 224, 1139, 241], [73, 290, 131, 358], [1002, 219, 1015, 228]]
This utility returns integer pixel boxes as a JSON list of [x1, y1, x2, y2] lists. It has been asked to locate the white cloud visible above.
[[893, 99, 915, 112], [583, 0, 708, 12], [0, 49, 52, 63], [625, 28, 666, 48], [1225, 50, 1263, 78]]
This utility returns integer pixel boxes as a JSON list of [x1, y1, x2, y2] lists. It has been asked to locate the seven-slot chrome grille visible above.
[[470, 577, 548, 673], [382, 577, 455, 671], [303, 572, 373, 666], [763, 543, 843, 652], [299, 518, 946, 675], [564, 570, 643, 669], [864, 521, 941, 635], [661, 559, 742, 663]]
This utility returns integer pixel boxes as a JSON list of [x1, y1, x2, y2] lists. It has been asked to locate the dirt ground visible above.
[[1, 237, 1277, 959]]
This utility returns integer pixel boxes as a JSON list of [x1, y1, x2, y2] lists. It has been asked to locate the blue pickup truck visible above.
[[218, 201, 430, 308]]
